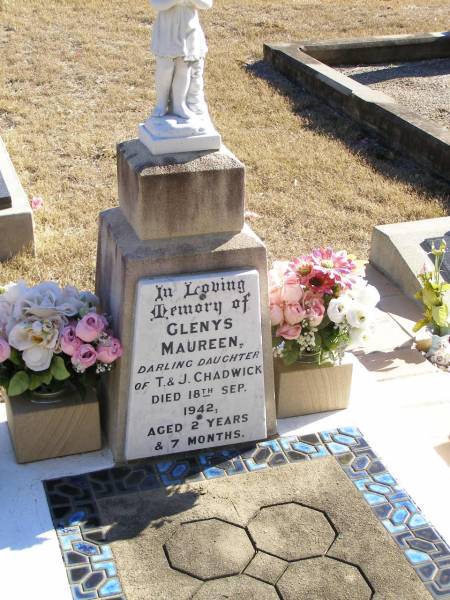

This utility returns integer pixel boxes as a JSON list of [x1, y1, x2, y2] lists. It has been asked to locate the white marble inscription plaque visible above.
[[125, 269, 267, 460]]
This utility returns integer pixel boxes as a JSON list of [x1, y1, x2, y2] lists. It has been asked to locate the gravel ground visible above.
[[339, 58, 450, 129]]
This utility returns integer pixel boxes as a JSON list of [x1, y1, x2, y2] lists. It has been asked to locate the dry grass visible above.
[[0, 0, 449, 290]]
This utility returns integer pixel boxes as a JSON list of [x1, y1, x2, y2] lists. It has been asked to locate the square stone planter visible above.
[[274, 355, 353, 418], [5, 385, 102, 463]]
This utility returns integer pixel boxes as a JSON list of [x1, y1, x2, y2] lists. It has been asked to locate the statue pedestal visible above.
[[139, 116, 221, 156], [96, 140, 276, 463]]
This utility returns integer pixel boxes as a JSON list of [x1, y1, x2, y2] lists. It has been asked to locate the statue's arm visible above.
[[149, 0, 179, 10]]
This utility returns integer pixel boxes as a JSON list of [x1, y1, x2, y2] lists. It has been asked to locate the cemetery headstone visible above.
[[96, 1, 275, 464], [96, 142, 276, 463], [0, 137, 34, 260]]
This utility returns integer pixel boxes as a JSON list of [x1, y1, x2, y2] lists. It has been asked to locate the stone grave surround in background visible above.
[[96, 141, 276, 463], [0, 136, 34, 260]]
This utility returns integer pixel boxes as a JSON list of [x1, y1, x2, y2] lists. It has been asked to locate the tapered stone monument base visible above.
[[96, 140, 276, 464], [97, 212, 276, 463]]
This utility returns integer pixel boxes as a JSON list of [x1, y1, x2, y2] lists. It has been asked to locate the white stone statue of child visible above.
[[150, 0, 212, 120]]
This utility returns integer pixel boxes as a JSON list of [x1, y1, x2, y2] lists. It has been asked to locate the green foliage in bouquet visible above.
[[414, 240, 450, 336]]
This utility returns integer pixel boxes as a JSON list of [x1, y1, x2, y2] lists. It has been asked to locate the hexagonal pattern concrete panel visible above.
[[247, 503, 335, 561], [277, 556, 372, 600], [165, 518, 255, 580], [193, 575, 279, 600]]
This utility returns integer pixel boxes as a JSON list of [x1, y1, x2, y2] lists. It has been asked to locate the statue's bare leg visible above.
[[172, 58, 195, 120], [152, 57, 175, 117], [187, 59, 208, 116]]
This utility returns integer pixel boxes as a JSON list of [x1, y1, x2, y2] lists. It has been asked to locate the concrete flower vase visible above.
[[5, 384, 101, 463], [274, 355, 353, 418]]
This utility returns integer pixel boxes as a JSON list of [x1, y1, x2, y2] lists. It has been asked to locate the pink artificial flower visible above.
[[305, 271, 334, 295], [276, 323, 302, 340], [96, 337, 123, 364], [30, 196, 44, 210], [59, 325, 82, 356], [75, 313, 107, 343], [269, 303, 284, 326], [71, 344, 97, 370], [289, 257, 313, 279], [281, 271, 303, 303], [0, 337, 11, 363], [284, 302, 306, 325], [306, 247, 356, 290], [268, 264, 287, 305], [269, 286, 282, 306], [303, 292, 326, 326]]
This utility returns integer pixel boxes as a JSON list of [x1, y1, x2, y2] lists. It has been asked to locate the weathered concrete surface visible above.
[[96, 210, 276, 463], [0, 137, 34, 260], [263, 40, 450, 181], [99, 458, 431, 600], [247, 503, 335, 560], [370, 217, 450, 300], [244, 551, 287, 585], [118, 140, 245, 240], [193, 575, 279, 599], [165, 518, 254, 580], [277, 556, 372, 600], [297, 32, 450, 66]]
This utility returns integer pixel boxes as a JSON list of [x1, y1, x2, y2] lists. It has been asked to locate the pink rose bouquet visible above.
[[0, 281, 123, 397], [269, 248, 379, 365]]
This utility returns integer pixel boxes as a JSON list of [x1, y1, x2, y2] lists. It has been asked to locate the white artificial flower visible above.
[[346, 302, 373, 329], [13, 282, 84, 321], [327, 296, 350, 324], [347, 277, 367, 300], [354, 284, 380, 308], [1, 281, 29, 304], [0, 281, 29, 336], [349, 327, 371, 348], [22, 345, 53, 371], [8, 316, 63, 371], [0, 299, 12, 336], [79, 291, 99, 316]]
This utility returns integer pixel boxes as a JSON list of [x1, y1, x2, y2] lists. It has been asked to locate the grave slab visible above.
[[244, 551, 287, 585], [97, 457, 431, 600]]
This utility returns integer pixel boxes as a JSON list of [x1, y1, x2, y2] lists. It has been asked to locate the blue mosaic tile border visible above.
[[43, 427, 450, 599]]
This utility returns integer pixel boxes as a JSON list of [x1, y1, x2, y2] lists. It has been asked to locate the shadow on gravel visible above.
[[344, 57, 450, 85], [245, 59, 449, 206]]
